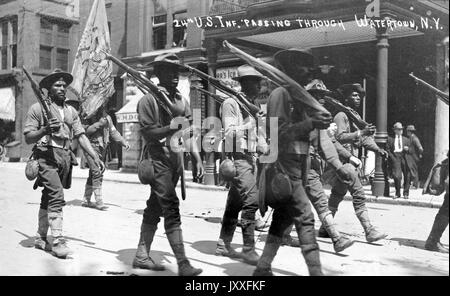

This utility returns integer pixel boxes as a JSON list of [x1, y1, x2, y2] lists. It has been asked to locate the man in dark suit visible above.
[[387, 122, 413, 199], [406, 125, 424, 189]]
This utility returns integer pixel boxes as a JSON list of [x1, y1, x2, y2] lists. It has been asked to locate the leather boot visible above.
[[240, 219, 260, 266], [166, 228, 202, 276], [92, 188, 108, 211], [301, 244, 323, 276], [356, 210, 388, 243], [132, 223, 165, 271], [48, 212, 72, 258], [215, 217, 240, 258], [318, 207, 337, 238], [281, 224, 300, 247], [321, 213, 354, 253], [82, 185, 93, 207], [35, 209, 51, 251], [253, 234, 282, 276], [425, 214, 449, 253]]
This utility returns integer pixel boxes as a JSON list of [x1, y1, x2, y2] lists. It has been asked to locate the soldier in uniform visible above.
[[322, 83, 388, 243], [132, 53, 204, 276], [24, 69, 103, 258], [424, 152, 449, 253], [81, 104, 130, 210], [215, 65, 268, 265], [254, 49, 332, 276]]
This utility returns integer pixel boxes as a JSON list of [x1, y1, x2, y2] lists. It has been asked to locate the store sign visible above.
[[116, 113, 139, 123], [216, 67, 240, 97]]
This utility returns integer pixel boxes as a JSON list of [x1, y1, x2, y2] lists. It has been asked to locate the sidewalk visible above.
[[1, 161, 444, 208]]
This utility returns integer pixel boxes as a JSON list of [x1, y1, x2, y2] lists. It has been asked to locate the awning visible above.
[[115, 95, 141, 123], [0, 87, 15, 121], [239, 20, 424, 50]]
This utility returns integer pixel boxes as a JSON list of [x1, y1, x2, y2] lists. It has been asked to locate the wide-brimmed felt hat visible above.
[[274, 48, 314, 70], [393, 122, 404, 130], [232, 64, 263, 82], [406, 125, 416, 131], [144, 53, 184, 71], [39, 69, 73, 90], [305, 79, 332, 95], [338, 83, 366, 97]]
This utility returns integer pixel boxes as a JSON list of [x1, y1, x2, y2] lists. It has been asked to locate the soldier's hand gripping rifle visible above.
[[409, 72, 449, 105], [22, 66, 55, 121]]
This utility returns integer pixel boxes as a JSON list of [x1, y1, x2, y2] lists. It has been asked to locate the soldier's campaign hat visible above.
[[274, 48, 314, 70], [305, 79, 332, 95], [406, 125, 416, 131], [232, 64, 264, 82], [338, 83, 366, 97], [144, 53, 183, 71], [393, 122, 404, 130], [39, 69, 73, 90]]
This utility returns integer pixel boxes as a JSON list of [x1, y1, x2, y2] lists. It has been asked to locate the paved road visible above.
[[0, 166, 448, 276]]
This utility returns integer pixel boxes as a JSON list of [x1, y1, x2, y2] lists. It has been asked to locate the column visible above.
[[371, 23, 389, 197], [434, 38, 449, 163], [203, 38, 219, 185]]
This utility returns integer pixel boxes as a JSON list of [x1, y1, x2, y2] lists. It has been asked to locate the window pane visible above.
[[40, 19, 53, 46], [153, 26, 166, 50], [57, 23, 70, 48], [11, 19, 17, 44], [39, 46, 52, 69], [1, 48, 7, 70], [11, 44, 16, 68], [1, 22, 7, 46], [56, 48, 68, 71]]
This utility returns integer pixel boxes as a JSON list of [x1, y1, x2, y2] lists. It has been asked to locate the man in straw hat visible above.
[[24, 69, 103, 258], [253, 49, 332, 276], [215, 64, 268, 266], [132, 53, 204, 276], [405, 125, 424, 189], [387, 122, 413, 199], [323, 83, 388, 243]]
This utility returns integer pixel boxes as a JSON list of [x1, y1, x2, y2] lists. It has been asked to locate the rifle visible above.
[[323, 95, 371, 130], [191, 86, 226, 104], [155, 60, 260, 119], [223, 40, 329, 114], [104, 52, 174, 117], [409, 72, 449, 105], [22, 66, 55, 121]]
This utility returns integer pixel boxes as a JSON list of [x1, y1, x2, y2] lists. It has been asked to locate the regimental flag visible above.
[[69, 0, 114, 120]]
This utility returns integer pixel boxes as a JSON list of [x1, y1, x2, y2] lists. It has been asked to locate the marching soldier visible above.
[[81, 104, 130, 210], [424, 152, 449, 253], [132, 53, 204, 276], [254, 49, 332, 276], [322, 83, 388, 243], [215, 65, 268, 265], [24, 69, 103, 258]]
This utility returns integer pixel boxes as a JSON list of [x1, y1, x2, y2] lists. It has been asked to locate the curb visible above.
[[71, 174, 444, 209], [343, 195, 443, 209]]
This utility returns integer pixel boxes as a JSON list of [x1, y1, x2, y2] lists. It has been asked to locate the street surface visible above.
[[0, 164, 448, 276]]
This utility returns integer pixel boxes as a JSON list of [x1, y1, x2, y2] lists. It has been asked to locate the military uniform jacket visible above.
[[334, 111, 380, 157]]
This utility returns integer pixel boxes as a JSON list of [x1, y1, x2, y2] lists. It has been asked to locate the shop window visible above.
[[152, 15, 167, 50], [39, 18, 71, 71]]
